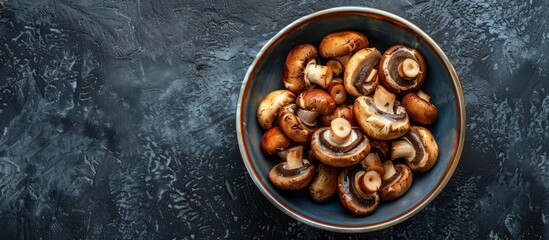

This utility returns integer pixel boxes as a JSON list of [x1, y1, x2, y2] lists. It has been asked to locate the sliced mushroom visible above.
[[257, 90, 295, 130], [260, 127, 292, 157], [401, 90, 439, 125], [379, 45, 427, 95], [269, 145, 315, 190], [283, 44, 333, 94], [344, 48, 382, 97], [309, 163, 339, 203], [310, 118, 371, 167], [379, 160, 413, 200], [391, 126, 439, 172], [338, 167, 380, 216], [353, 85, 410, 140], [319, 104, 355, 127], [319, 31, 369, 59], [295, 89, 336, 127], [278, 104, 317, 143], [326, 77, 347, 105]]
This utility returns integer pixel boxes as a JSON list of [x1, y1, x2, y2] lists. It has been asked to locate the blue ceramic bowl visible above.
[[236, 7, 466, 232]]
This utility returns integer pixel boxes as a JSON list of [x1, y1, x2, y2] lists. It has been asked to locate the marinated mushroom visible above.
[[379, 45, 427, 95], [269, 145, 315, 190], [257, 90, 296, 130], [401, 90, 439, 125], [338, 167, 381, 216], [326, 77, 347, 105], [319, 31, 369, 59], [344, 48, 382, 97], [320, 104, 355, 127], [295, 89, 336, 127], [278, 104, 317, 143], [379, 160, 413, 200], [283, 44, 333, 94], [310, 118, 371, 167], [391, 126, 439, 172], [309, 163, 339, 203], [353, 85, 410, 140], [260, 127, 292, 157]]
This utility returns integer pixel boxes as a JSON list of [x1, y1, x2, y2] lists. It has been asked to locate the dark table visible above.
[[0, 1, 547, 239]]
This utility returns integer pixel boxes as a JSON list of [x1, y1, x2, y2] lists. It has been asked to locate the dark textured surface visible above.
[[0, 0, 547, 239]]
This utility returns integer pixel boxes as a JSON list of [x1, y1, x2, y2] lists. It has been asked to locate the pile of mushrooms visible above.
[[257, 31, 439, 216]]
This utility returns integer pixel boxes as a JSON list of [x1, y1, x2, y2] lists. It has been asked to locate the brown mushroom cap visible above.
[[320, 104, 355, 127], [391, 126, 439, 172], [344, 48, 382, 97], [401, 90, 439, 125], [353, 86, 410, 140], [269, 146, 315, 190], [283, 44, 317, 94], [310, 127, 371, 167], [257, 90, 296, 130], [309, 163, 339, 203], [278, 104, 317, 143], [379, 162, 413, 200], [379, 45, 427, 95], [296, 89, 336, 115], [369, 139, 390, 160], [320, 31, 369, 58], [260, 127, 292, 155], [338, 167, 380, 216]]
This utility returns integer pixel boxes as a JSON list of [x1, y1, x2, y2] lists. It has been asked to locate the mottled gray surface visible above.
[[0, 0, 547, 239]]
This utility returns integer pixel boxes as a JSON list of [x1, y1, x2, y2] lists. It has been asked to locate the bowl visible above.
[[236, 6, 466, 232]]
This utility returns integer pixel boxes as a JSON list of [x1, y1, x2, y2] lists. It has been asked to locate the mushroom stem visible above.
[[296, 109, 319, 127], [391, 140, 415, 160], [326, 79, 347, 105], [360, 153, 385, 175], [365, 68, 378, 83], [382, 160, 396, 180], [277, 150, 288, 161], [305, 60, 333, 89], [398, 58, 420, 80], [373, 85, 396, 113], [285, 146, 304, 169], [329, 118, 352, 144], [416, 89, 431, 102], [357, 170, 382, 195]]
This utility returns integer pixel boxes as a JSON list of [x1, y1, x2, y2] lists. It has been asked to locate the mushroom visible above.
[[401, 90, 439, 125], [319, 104, 355, 127], [269, 145, 315, 190], [326, 60, 343, 77], [257, 90, 295, 130], [260, 127, 292, 157], [344, 48, 382, 97], [325, 77, 347, 105], [310, 118, 371, 167], [295, 89, 336, 127], [391, 126, 439, 172], [353, 85, 410, 140], [278, 104, 317, 143], [338, 167, 381, 216], [309, 163, 339, 203], [379, 45, 427, 95], [379, 160, 413, 200], [319, 31, 369, 59], [283, 44, 333, 94]]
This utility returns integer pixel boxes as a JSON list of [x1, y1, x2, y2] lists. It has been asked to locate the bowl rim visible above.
[[236, 6, 466, 233]]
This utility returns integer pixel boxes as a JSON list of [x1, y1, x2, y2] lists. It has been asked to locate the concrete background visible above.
[[0, 0, 547, 239]]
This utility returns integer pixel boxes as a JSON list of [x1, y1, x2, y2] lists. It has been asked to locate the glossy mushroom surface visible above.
[[309, 163, 339, 203], [256, 90, 296, 130], [319, 31, 369, 58], [283, 44, 333, 94], [269, 146, 316, 190], [379, 161, 413, 200], [344, 48, 382, 97], [278, 104, 317, 143], [338, 167, 380, 216], [402, 90, 439, 125]]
